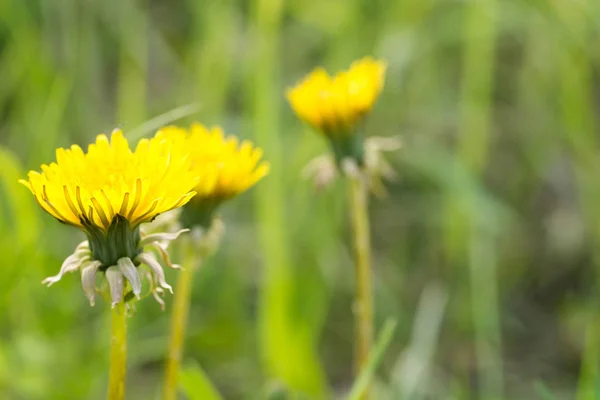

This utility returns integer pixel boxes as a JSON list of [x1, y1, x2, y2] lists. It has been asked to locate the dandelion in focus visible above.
[[20, 129, 199, 400], [20, 130, 198, 307]]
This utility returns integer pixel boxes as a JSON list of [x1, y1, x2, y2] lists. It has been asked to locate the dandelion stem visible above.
[[348, 172, 374, 399], [108, 301, 127, 400], [163, 236, 198, 400]]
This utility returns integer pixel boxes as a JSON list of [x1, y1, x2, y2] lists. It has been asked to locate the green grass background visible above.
[[0, 0, 598, 398]]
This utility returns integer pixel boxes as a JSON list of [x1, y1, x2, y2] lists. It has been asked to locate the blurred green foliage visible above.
[[1, 0, 599, 399]]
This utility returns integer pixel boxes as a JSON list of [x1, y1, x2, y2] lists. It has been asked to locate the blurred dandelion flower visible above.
[[289, 61, 394, 393], [155, 123, 268, 398], [157, 123, 269, 229], [287, 57, 386, 164], [20, 130, 198, 307]]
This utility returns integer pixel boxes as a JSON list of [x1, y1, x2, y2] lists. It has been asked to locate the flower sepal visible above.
[[303, 136, 402, 197], [189, 217, 225, 261], [84, 215, 141, 268], [179, 198, 222, 231], [42, 222, 190, 308], [326, 129, 366, 167]]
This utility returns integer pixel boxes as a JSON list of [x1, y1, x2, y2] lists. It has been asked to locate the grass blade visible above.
[[126, 103, 203, 141], [179, 362, 224, 400], [347, 318, 398, 400]]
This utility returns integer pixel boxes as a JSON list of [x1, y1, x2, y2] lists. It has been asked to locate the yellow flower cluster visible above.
[[22, 126, 268, 234], [287, 57, 386, 136], [157, 123, 270, 203], [21, 131, 198, 232], [21, 125, 268, 306]]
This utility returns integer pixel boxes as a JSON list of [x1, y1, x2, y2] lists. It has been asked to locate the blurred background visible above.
[[1, 0, 599, 399]]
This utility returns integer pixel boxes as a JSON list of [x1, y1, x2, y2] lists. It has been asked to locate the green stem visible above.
[[455, 0, 499, 396], [108, 302, 127, 400], [348, 174, 373, 399], [163, 237, 199, 400], [458, 0, 496, 174]]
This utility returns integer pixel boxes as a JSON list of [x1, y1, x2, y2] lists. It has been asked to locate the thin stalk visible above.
[[452, 0, 500, 397], [468, 230, 503, 400], [250, 0, 327, 396], [116, 0, 147, 127], [458, 0, 496, 174], [551, 1, 598, 398], [188, 0, 235, 120], [348, 173, 374, 398], [163, 236, 199, 400], [107, 301, 127, 400]]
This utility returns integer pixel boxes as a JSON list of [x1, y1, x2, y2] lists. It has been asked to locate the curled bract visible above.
[[42, 227, 189, 307]]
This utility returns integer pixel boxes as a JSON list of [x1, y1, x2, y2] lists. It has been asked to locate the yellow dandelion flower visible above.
[[20, 130, 198, 307], [21, 130, 197, 231], [287, 57, 386, 136], [156, 123, 269, 228]]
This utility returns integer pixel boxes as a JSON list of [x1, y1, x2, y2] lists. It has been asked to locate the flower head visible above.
[[287, 57, 386, 137], [156, 123, 269, 228], [21, 130, 199, 307], [21, 130, 197, 232]]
